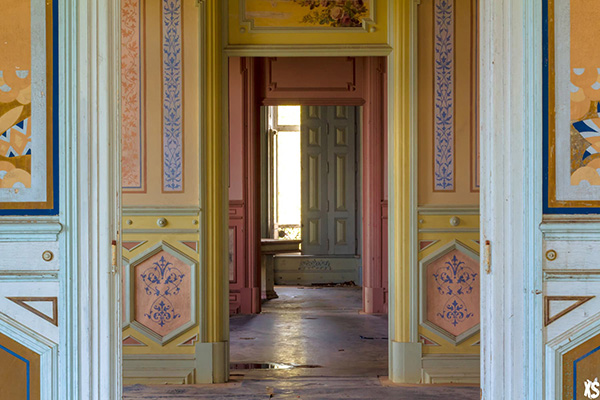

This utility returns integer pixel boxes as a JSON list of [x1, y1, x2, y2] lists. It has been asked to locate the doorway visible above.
[[226, 56, 388, 382]]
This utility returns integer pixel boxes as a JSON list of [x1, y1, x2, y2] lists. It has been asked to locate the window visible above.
[[271, 106, 301, 240]]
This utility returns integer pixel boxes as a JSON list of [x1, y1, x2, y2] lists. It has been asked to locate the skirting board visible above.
[[421, 354, 480, 384], [274, 255, 361, 285], [122, 354, 195, 385]]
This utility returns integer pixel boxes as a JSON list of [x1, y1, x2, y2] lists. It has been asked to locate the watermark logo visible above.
[[584, 378, 600, 399]]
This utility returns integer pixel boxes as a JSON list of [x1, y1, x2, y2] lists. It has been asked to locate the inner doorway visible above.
[[266, 105, 362, 290], [227, 56, 388, 381]]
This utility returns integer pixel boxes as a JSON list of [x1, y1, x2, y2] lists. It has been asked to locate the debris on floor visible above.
[[309, 281, 357, 287]]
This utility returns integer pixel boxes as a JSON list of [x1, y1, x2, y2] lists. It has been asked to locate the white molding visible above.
[[540, 221, 600, 241], [224, 44, 393, 58], [59, 0, 122, 398], [480, 0, 543, 398], [0, 219, 62, 242], [0, 272, 59, 282]]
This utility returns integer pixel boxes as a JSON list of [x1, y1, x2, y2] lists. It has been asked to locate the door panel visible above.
[[301, 106, 329, 255], [328, 106, 357, 255], [301, 106, 357, 256]]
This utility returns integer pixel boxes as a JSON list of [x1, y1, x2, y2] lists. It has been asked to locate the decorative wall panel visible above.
[[418, 0, 478, 205], [121, 0, 146, 192], [417, 213, 480, 359], [544, 0, 600, 212], [0, 331, 40, 400], [227, 0, 389, 47], [239, 0, 373, 30], [433, 0, 455, 191], [421, 240, 479, 344], [128, 241, 195, 344], [0, 0, 57, 214], [162, 0, 184, 192], [121, 211, 200, 384]]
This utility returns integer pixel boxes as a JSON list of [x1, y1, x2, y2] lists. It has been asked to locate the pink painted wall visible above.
[[229, 58, 245, 201], [228, 58, 261, 315], [257, 57, 367, 105]]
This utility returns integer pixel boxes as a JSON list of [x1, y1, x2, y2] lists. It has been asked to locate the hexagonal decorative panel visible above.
[[126, 241, 196, 345], [420, 240, 480, 344]]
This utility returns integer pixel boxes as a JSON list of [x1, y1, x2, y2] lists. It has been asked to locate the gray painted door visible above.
[[301, 106, 357, 256]]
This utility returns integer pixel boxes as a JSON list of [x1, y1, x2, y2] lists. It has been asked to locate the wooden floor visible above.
[[124, 287, 480, 399]]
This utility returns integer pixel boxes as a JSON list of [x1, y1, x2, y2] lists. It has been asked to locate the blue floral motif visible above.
[[162, 0, 183, 192], [141, 255, 185, 327], [438, 297, 473, 327], [434, 0, 454, 191], [145, 296, 181, 327], [433, 254, 477, 327]]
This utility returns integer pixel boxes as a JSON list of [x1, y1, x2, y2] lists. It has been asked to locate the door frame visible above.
[[479, 0, 543, 398], [62, 0, 544, 398]]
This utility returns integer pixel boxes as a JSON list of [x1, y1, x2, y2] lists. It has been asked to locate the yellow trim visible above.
[[392, 0, 411, 344], [418, 215, 480, 230], [204, 0, 227, 344]]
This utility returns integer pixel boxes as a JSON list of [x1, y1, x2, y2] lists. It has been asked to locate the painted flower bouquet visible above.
[[292, 0, 368, 28]]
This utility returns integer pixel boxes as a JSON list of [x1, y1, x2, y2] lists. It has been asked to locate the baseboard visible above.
[[274, 255, 361, 285], [421, 354, 480, 384], [123, 354, 195, 385]]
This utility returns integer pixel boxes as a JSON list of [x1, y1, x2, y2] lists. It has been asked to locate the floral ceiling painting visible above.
[[242, 0, 372, 29]]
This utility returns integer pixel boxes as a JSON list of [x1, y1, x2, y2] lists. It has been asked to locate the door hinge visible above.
[[484, 240, 491, 274], [111, 240, 118, 275]]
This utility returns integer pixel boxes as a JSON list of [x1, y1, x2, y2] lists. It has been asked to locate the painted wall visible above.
[[543, 1, 600, 397], [228, 0, 389, 47], [0, 1, 59, 398], [416, 0, 480, 383], [120, 0, 201, 384], [228, 56, 388, 314], [121, 0, 199, 207]]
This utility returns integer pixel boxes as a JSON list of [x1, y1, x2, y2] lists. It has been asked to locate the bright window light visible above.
[[276, 130, 301, 226], [277, 106, 301, 127]]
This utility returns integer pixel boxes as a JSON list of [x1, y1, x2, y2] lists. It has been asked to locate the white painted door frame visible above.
[[479, 0, 544, 398], [60, 0, 122, 398]]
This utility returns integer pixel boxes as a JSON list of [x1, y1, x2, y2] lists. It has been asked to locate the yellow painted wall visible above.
[[228, 0, 389, 46], [122, 0, 199, 207], [416, 0, 480, 356], [417, 0, 479, 206], [120, 0, 201, 383]]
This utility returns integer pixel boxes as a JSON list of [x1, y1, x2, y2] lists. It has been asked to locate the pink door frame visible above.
[[229, 56, 388, 314], [228, 57, 262, 314]]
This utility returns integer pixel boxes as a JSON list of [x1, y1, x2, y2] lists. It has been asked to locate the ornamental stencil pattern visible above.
[[134, 250, 191, 337], [141, 256, 184, 327], [162, 0, 183, 192], [121, 0, 144, 191], [433, 0, 454, 191], [426, 249, 479, 337]]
